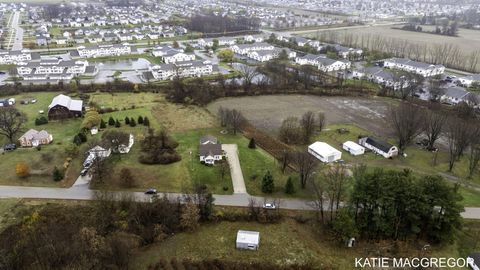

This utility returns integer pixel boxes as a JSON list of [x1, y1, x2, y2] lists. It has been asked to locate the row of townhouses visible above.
[[0, 49, 40, 65], [352, 66, 409, 90], [71, 44, 137, 59], [383, 58, 445, 77], [295, 54, 351, 72], [230, 43, 296, 62], [151, 46, 196, 64], [146, 60, 214, 81], [16, 59, 96, 81], [278, 35, 363, 59]]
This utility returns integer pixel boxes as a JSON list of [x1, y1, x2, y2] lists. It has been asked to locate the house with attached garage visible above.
[[383, 58, 444, 77], [317, 57, 351, 73], [332, 44, 363, 59], [47, 94, 84, 120], [358, 136, 398, 158], [199, 135, 223, 165], [18, 129, 53, 147], [247, 48, 296, 62]]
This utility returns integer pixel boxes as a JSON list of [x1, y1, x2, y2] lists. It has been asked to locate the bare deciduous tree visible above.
[[317, 112, 326, 132], [300, 111, 316, 143], [446, 118, 475, 172], [0, 107, 27, 143], [293, 151, 318, 189], [423, 108, 447, 150], [238, 64, 258, 93], [388, 103, 424, 153], [279, 116, 302, 144], [227, 109, 244, 135]]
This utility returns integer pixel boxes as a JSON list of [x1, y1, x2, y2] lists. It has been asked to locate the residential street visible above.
[[7, 11, 23, 50], [0, 185, 477, 218]]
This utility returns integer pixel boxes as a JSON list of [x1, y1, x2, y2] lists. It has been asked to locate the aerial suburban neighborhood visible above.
[[0, 0, 479, 269]]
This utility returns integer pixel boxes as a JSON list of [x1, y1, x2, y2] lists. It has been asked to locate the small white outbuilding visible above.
[[236, 230, 260, 250], [308, 142, 342, 163], [343, 141, 365, 156]]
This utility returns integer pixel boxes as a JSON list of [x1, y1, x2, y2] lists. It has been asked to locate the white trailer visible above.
[[236, 230, 260, 250], [308, 142, 342, 163], [343, 141, 365, 156]]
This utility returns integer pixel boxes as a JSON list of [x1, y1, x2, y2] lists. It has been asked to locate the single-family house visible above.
[[440, 87, 472, 105], [358, 136, 398, 158], [458, 74, 480, 87], [199, 135, 223, 165], [18, 129, 53, 147]]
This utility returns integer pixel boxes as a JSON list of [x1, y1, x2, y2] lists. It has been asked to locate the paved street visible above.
[[0, 185, 478, 218], [6, 11, 23, 50], [222, 144, 247, 194]]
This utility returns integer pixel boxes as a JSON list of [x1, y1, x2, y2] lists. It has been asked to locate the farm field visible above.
[[208, 95, 395, 137], [306, 24, 480, 56]]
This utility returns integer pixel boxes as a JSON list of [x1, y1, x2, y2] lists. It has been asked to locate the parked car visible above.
[[3, 144, 16, 151], [80, 168, 89, 176], [263, 203, 276, 209], [145, 188, 157, 195]]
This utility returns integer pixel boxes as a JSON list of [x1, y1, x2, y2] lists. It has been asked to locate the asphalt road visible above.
[[0, 185, 478, 217], [7, 11, 23, 51]]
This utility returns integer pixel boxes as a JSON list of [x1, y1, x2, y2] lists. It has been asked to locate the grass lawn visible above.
[[313, 123, 479, 206], [130, 215, 470, 270], [131, 219, 359, 269]]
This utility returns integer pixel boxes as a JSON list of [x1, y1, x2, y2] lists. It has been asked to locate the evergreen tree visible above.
[[108, 116, 115, 126], [130, 118, 136, 127], [124, 117, 130, 125], [143, 117, 150, 126], [138, 116, 144, 124], [285, 176, 295, 194], [78, 132, 87, 143], [100, 119, 106, 129], [115, 120, 121, 128], [73, 135, 82, 145], [52, 166, 64, 181], [248, 137, 256, 149], [261, 171, 274, 193]]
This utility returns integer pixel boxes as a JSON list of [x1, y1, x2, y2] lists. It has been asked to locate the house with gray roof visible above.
[[458, 74, 480, 87], [383, 58, 444, 77], [198, 135, 223, 165], [440, 87, 475, 105]]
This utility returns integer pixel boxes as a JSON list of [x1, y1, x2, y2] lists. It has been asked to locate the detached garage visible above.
[[308, 142, 342, 163], [236, 230, 260, 250], [343, 141, 365, 156]]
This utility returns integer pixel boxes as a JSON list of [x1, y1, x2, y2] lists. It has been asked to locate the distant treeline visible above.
[[187, 14, 260, 35]]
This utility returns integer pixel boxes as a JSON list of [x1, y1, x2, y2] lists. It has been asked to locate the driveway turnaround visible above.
[[222, 144, 247, 194]]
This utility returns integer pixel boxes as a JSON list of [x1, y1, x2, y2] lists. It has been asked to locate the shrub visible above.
[[100, 119, 107, 129], [115, 120, 121, 128], [16, 162, 29, 178], [73, 135, 82, 145], [248, 137, 256, 149], [77, 132, 87, 143], [35, 116, 48, 126], [52, 166, 64, 181], [125, 117, 130, 125], [138, 116, 144, 124]]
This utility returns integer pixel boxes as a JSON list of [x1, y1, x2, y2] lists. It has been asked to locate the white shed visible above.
[[343, 141, 365, 156], [308, 142, 342, 163], [236, 230, 260, 250]]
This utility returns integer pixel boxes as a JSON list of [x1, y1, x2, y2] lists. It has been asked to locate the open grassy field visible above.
[[131, 216, 469, 270]]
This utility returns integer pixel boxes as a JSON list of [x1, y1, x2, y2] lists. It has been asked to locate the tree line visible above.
[[314, 31, 480, 73], [187, 14, 260, 35]]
